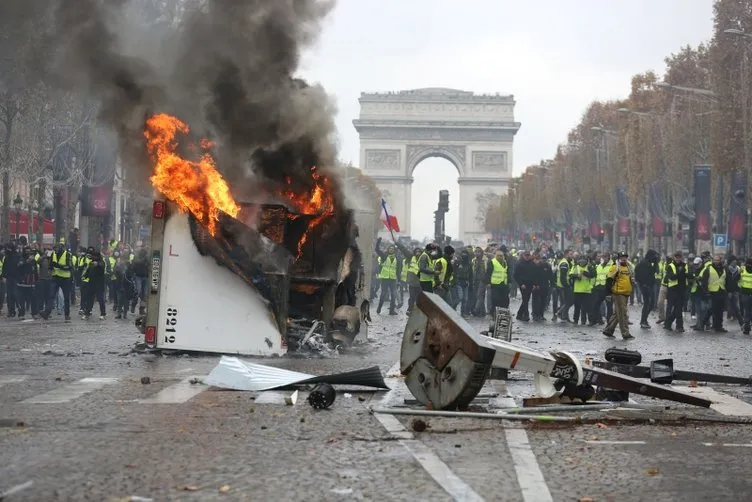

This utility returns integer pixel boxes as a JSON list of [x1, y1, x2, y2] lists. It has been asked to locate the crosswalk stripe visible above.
[[22, 377, 118, 404], [0, 376, 27, 388], [138, 377, 208, 404]]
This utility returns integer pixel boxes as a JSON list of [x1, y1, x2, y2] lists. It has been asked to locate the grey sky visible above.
[[300, 0, 714, 240]]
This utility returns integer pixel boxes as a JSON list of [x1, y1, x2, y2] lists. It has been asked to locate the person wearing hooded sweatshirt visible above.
[[737, 257, 752, 334]]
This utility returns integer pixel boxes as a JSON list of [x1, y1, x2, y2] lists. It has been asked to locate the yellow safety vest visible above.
[[419, 252, 434, 282], [51, 251, 72, 278], [656, 260, 665, 280], [378, 255, 397, 280], [436, 257, 448, 284], [570, 264, 593, 293], [595, 263, 609, 286], [408, 256, 419, 275], [400, 258, 409, 281], [556, 258, 569, 288], [490, 258, 508, 285], [0, 255, 3, 275], [740, 269, 752, 290], [666, 263, 678, 288], [80, 256, 92, 283], [707, 266, 726, 292]]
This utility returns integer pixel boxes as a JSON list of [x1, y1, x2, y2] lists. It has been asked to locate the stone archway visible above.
[[353, 88, 521, 244]]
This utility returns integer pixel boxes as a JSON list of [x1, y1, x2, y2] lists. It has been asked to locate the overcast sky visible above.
[[300, 0, 714, 240]]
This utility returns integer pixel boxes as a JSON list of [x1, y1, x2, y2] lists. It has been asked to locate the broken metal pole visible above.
[[371, 407, 578, 422], [592, 360, 752, 386], [502, 402, 667, 414]]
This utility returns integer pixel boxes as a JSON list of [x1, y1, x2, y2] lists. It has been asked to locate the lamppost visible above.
[[13, 194, 22, 240]]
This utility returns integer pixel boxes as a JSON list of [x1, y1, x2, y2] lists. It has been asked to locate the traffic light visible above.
[[438, 190, 449, 212], [598, 228, 604, 244]]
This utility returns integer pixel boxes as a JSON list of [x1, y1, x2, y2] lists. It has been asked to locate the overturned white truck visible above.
[[142, 199, 375, 356]]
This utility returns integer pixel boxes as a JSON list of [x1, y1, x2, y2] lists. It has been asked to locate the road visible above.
[[2, 298, 752, 501]]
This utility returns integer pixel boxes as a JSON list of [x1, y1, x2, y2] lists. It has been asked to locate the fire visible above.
[[144, 113, 240, 235], [278, 166, 335, 257]]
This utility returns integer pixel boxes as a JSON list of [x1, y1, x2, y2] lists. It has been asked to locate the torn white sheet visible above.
[[204, 356, 315, 391]]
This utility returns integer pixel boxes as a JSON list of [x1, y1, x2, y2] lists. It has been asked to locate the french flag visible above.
[[380, 198, 401, 233]]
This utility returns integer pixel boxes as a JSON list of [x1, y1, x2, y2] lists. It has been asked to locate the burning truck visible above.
[[140, 114, 374, 356]]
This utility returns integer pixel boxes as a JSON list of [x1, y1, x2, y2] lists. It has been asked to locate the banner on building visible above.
[[80, 184, 113, 218], [615, 186, 630, 236], [728, 170, 747, 242], [649, 183, 667, 237], [694, 165, 712, 240], [589, 202, 601, 238]]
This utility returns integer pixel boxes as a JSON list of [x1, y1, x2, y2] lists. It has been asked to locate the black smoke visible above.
[[3, 0, 342, 208]]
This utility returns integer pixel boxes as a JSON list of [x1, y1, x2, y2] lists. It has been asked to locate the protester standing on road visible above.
[[513, 250, 535, 322], [36, 248, 54, 319], [81, 249, 107, 320], [375, 244, 398, 316], [114, 255, 136, 320], [663, 251, 687, 332], [2, 243, 20, 318], [556, 249, 573, 322], [635, 250, 658, 329], [531, 251, 552, 322], [603, 251, 634, 340], [471, 247, 487, 316], [49, 239, 73, 321], [486, 248, 509, 311], [738, 257, 752, 335], [696, 254, 727, 333], [418, 243, 438, 293]]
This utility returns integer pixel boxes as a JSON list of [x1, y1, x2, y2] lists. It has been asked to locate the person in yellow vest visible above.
[[603, 251, 635, 339], [401, 247, 421, 315], [696, 254, 727, 332], [737, 257, 752, 334], [48, 238, 73, 321], [663, 251, 687, 332], [376, 244, 398, 315], [591, 252, 611, 325], [569, 256, 595, 326], [418, 243, 439, 293], [485, 248, 509, 310], [105, 250, 118, 307], [77, 248, 93, 317], [434, 245, 454, 305]]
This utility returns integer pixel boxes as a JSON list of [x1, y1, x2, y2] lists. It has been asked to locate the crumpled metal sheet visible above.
[[204, 356, 389, 391]]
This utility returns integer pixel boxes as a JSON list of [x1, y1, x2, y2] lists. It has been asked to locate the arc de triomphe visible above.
[[353, 88, 521, 244]]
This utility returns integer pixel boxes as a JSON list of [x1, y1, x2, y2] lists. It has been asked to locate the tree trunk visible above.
[[36, 179, 45, 244], [2, 119, 11, 242]]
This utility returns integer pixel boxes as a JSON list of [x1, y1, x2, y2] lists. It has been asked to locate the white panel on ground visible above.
[[23, 377, 117, 404], [139, 377, 208, 404], [672, 386, 752, 416], [156, 212, 285, 356]]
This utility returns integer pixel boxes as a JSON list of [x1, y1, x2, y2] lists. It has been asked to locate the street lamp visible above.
[[13, 193, 22, 239]]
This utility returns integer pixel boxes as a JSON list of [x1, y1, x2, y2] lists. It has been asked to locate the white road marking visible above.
[[702, 442, 752, 447], [23, 377, 118, 404], [674, 386, 752, 416], [374, 362, 484, 502], [254, 391, 290, 405], [0, 375, 27, 388], [584, 440, 647, 445], [138, 377, 208, 404], [505, 428, 553, 502], [176, 368, 195, 374]]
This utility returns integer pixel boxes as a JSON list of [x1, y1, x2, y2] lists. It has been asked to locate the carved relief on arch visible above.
[[406, 144, 467, 175]]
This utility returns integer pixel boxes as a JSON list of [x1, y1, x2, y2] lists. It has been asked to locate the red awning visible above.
[[9, 210, 54, 234]]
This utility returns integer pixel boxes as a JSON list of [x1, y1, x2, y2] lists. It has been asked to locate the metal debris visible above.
[[309, 383, 336, 409], [204, 356, 388, 391], [0, 481, 33, 501], [372, 407, 577, 422]]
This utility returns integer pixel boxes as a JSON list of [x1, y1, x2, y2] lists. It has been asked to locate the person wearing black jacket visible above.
[[513, 250, 535, 322], [82, 250, 107, 320], [16, 247, 38, 320], [131, 249, 149, 314], [114, 255, 136, 320], [531, 251, 553, 322], [2, 243, 20, 318], [634, 249, 658, 329], [663, 251, 687, 332]]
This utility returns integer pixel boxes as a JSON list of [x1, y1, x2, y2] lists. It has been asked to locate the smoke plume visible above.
[[4, 0, 341, 205]]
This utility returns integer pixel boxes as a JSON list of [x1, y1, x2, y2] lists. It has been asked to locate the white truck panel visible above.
[[155, 210, 286, 356], [353, 209, 375, 342]]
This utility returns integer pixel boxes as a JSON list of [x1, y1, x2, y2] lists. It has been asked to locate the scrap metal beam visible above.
[[592, 360, 752, 386]]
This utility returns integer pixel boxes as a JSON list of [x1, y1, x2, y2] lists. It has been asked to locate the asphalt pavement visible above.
[[1, 296, 752, 501]]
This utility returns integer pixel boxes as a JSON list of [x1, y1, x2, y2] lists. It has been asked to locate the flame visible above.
[[145, 113, 239, 235], [277, 166, 335, 257]]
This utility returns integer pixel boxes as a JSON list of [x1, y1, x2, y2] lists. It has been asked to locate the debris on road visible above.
[[140, 377, 151, 385], [204, 356, 388, 391], [308, 383, 335, 409], [401, 292, 713, 411], [592, 358, 752, 386], [285, 390, 299, 406], [371, 407, 578, 422], [218, 485, 231, 494], [411, 418, 428, 432]]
